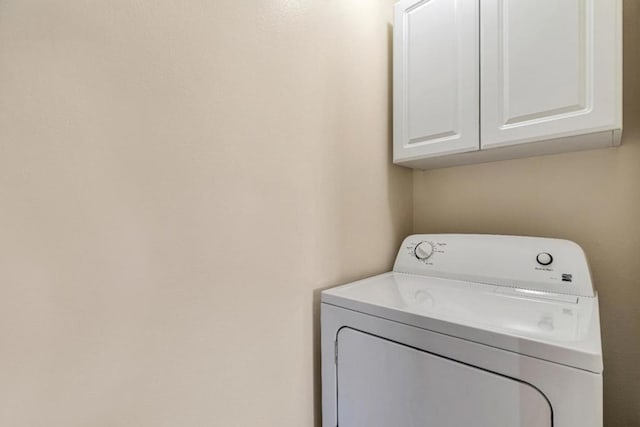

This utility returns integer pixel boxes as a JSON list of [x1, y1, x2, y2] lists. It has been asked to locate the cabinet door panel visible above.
[[481, 0, 621, 149], [394, 0, 479, 163]]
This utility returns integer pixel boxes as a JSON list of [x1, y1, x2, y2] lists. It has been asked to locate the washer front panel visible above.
[[337, 328, 551, 427], [321, 304, 602, 427]]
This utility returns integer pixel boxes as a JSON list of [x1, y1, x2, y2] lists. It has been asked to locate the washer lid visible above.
[[322, 271, 603, 373]]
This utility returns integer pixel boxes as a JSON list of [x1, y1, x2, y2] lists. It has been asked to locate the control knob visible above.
[[536, 252, 553, 266], [414, 242, 435, 260]]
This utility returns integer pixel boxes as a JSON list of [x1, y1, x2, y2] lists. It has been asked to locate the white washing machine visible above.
[[321, 234, 602, 427]]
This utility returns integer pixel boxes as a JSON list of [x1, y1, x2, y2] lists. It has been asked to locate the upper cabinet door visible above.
[[480, 0, 622, 149], [393, 0, 479, 164]]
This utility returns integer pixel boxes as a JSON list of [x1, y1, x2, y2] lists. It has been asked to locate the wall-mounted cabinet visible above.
[[393, 0, 622, 169]]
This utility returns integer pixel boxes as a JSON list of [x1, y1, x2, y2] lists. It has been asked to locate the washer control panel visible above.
[[394, 234, 594, 297]]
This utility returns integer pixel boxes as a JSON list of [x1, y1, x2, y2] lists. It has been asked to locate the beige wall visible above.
[[413, 1, 640, 425], [0, 1, 412, 425], [2, 0, 638, 426]]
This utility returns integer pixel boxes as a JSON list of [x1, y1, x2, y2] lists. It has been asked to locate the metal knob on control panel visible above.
[[414, 242, 435, 260]]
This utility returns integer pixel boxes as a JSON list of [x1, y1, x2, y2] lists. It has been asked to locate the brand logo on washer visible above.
[[562, 274, 573, 283]]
